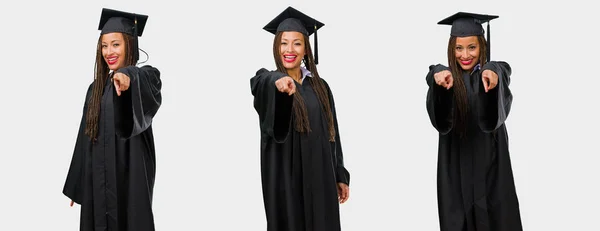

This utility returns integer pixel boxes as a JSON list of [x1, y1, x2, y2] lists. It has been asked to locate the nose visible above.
[[108, 46, 116, 56], [103, 47, 113, 58], [284, 43, 293, 53], [460, 49, 469, 59]]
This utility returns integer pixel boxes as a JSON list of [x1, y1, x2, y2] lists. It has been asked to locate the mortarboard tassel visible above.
[[133, 16, 140, 62], [314, 24, 319, 65], [487, 21, 491, 62]]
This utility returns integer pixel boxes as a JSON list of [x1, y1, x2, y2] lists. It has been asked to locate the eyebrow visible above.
[[281, 38, 303, 41], [102, 40, 121, 44]]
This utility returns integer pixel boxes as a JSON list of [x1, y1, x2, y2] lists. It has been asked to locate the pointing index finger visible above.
[[482, 77, 489, 93]]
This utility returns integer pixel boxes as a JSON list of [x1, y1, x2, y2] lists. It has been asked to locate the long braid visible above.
[[475, 35, 496, 139], [85, 33, 137, 142], [85, 36, 109, 141], [303, 36, 335, 142], [273, 32, 311, 134], [447, 35, 488, 138], [272, 32, 336, 141]]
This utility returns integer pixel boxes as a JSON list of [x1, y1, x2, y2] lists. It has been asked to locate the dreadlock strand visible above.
[[273, 32, 311, 134], [447, 35, 489, 139], [304, 40, 336, 142], [85, 33, 137, 142]]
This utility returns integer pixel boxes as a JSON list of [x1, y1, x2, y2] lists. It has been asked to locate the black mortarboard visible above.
[[438, 12, 498, 61], [98, 8, 148, 61], [263, 7, 324, 64]]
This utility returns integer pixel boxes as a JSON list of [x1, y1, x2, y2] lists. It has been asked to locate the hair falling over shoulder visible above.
[[447, 35, 487, 138], [85, 33, 137, 142], [273, 32, 336, 142]]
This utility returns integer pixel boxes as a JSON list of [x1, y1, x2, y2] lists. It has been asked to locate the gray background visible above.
[[0, 0, 598, 230]]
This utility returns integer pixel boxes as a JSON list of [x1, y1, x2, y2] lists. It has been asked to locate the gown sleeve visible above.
[[477, 61, 513, 132], [426, 64, 454, 134], [63, 83, 93, 204], [114, 65, 162, 139], [323, 80, 350, 186], [250, 68, 293, 143]]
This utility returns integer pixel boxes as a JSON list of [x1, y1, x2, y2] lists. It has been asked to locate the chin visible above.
[[108, 64, 124, 71], [283, 62, 300, 70], [460, 64, 476, 72]]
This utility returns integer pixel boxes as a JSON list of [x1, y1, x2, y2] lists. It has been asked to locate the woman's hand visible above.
[[481, 70, 499, 93], [337, 183, 350, 204], [434, 70, 454, 90], [112, 72, 131, 96], [274, 77, 296, 96]]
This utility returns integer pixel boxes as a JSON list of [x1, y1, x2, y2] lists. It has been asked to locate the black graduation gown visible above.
[[426, 62, 522, 231], [250, 68, 350, 231], [63, 65, 162, 231]]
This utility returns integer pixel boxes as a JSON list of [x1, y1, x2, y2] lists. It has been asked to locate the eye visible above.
[[468, 46, 476, 50], [281, 42, 288, 45], [113, 43, 120, 47], [294, 42, 302, 46], [455, 47, 463, 51]]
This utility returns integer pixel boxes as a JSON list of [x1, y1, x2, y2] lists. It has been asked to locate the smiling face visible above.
[[101, 32, 127, 71], [454, 36, 480, 72], [279, 31, 306, 71]]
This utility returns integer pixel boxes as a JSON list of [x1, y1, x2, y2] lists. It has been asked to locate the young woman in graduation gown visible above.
[[63, 8, 162, 231], [426, 12, 523, 231], [250, 7, 350, 231]]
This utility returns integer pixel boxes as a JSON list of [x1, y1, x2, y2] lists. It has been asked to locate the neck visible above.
[[286, 67, 302, 83]]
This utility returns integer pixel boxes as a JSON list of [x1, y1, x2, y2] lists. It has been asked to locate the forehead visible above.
[[281, 31, 304, 40], [456, 36, 479, 45], [101, 32, 124, 42]]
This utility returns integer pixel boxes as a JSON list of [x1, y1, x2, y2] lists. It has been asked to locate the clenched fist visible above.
[[434, 70, 453, 90], [275, 76, 296, 96]]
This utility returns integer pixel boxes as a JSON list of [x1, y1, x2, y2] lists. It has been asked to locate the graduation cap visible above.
[[438, 12, 498, 61], [263, 6, 324, 64], [98, 8, 149, 61]]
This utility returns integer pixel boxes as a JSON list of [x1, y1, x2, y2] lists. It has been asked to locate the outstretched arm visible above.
[[426, 64, 454, 134], [250, 68, 294, 142], [478, 61, 513, 132], [113, 65, 162, 138]]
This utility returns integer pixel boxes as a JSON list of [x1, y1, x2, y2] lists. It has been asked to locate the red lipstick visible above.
[[107, 56, 118, 65], [460, 60, 473, 65], [283, 54, 297, 63]]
